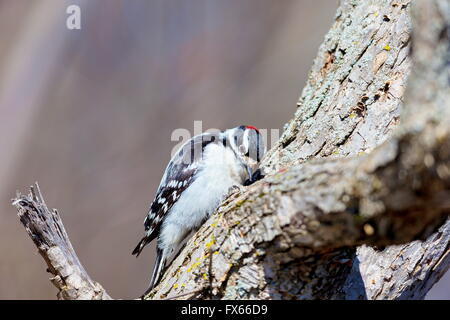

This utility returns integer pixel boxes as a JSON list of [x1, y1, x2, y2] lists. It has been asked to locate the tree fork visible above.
[[12, 0, 450, 300]]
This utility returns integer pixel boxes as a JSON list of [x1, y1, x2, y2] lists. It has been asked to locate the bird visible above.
[[132, 125, 265, 297]]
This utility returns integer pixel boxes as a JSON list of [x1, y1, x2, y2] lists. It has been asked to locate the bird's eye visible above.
[[239, 145, 250, 158]]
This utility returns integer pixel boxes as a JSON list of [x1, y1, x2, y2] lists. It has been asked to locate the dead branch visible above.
[[13, 183, 111, 300]]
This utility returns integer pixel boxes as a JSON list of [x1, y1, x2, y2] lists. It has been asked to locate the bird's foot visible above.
[[227, 184, 245, 197]]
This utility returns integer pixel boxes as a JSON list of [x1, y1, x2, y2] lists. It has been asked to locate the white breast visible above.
[[158, 142, 247, 252]]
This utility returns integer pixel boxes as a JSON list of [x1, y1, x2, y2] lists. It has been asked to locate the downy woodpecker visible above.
[[132, 125, 265, 296]]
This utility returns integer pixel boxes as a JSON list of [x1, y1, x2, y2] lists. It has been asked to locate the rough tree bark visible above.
[[13, 0, 450, 300], [13, 184, 111, 300]]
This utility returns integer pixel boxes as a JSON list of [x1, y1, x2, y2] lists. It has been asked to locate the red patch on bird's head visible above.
[[245, 125, 260, 132]]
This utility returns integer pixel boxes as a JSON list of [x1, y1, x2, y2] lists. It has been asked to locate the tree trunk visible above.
[[13, 0, 450, 300]]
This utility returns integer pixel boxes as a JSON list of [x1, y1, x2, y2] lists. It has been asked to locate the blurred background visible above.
[[0, 0, 447, 299]]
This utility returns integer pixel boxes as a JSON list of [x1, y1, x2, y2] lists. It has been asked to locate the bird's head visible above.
[[224, 125, 266, 180]]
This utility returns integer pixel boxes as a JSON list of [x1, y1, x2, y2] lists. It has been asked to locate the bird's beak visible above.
[[246, 166, 253, 181]]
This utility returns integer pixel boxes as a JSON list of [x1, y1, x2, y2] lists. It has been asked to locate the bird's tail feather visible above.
[[142, 247, 166, 298], [132, 236, 149, 257]]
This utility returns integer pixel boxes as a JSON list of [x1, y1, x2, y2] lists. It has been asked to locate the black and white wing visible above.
[[132, 132, 222, 256]]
